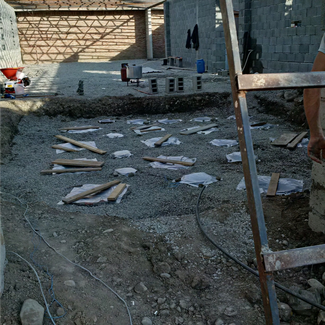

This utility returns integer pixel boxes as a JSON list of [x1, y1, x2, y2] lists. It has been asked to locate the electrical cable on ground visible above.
[[1, 192, 133, 325], [8, 251, 56, 325], [195, 185, 325, 312]]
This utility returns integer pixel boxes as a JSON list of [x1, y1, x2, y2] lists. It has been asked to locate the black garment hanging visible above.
[[186, 29, 191, 49], [191, 24, 199, 51]]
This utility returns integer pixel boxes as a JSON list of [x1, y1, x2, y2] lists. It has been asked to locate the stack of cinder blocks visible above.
[[149, 78, 158, 94]]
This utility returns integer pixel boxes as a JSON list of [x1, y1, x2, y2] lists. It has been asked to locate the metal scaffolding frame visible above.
[[219, 0, 325, 324]]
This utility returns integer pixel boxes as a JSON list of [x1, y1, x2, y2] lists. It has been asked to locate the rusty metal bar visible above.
[[237, 72, 325, 91], [219, 0, 280, 324], [264, 244, 325, 272]]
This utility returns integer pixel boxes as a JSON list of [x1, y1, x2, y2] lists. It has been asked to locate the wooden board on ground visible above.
[[154, 134, 172, 146], [41, 167, 102, 174], [130, 125, 156, 130], [59, 126, 100, 131], [142, 156, 195, 166], [266, 173, 280, 197], [55, 135, 107, 154], [271, 133, 297, 146], [180, 123, 218, 135], [287, 131, 308, 149], [140, 127, 162, 133], [51, 145, 78, 152], [52, 159, 104, 167], [63, 180, 121, 204], [107, 183, 127, 201]]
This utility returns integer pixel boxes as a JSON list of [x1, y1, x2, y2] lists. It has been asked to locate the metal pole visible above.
[[219, 0, 280, 323]]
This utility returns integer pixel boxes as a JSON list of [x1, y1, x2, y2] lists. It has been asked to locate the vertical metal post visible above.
[[219, 1, 280, 324]]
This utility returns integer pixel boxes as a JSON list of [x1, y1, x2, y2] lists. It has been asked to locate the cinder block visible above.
[[165, 77, 175, 93], [175, 77, 184, 92], [149, 78, 158, 94], [192, 75, 202, 91]]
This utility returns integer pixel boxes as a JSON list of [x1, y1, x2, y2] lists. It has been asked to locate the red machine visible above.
[[0, 67, 30, 96], [121, 63, 130, 82]]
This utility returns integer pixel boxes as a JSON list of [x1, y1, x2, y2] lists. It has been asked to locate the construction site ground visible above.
[[1, 59, 325, 325]]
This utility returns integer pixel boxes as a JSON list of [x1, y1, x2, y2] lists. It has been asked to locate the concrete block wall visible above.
[[0, 0, 22, 81], [16, 10, 165, 64], [238, 0, 324, 72], [164, 0, 239, 73]]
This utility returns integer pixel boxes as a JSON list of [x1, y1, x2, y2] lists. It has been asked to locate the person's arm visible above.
[[303, 51, 325, 163]]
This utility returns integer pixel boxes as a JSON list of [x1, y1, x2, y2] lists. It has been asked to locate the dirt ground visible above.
[[1, 61, 325, 325]]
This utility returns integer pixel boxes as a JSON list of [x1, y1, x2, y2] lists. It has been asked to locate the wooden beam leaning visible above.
[[63, 180, 121, 204], [266, 173, 280, 197], [52, 159, 104, 167], [179, 123, 218, 135], [263, 244, 325, 272], [107, 183, 127, 201], [154, 134, 172, 146], [41, 168, 102, 174], [55, 135, 106, 154], [142, 156, 195, 166], [237, 71, 325, 91]]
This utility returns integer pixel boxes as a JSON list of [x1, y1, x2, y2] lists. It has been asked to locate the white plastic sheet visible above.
[[191, 117, 212, 122], [198, 128, 218, 135], [157, 119, 182, 124], [55, 141, 97, 154], [141, 137, 181, 148], [210, 139, 238, 147], [176, 172, 218, 187], [226, 151, 257, 163], [149, 156, 196, 170], [115, 167, 137, 176], [67, 128, 101, 134], [250, 123, 275, 130], [106, 133, 124, 138], [59, 183, 128, 205], [127, 119, 145, 125], [112, 150, 132, 158], [236, 176, 303, 195]]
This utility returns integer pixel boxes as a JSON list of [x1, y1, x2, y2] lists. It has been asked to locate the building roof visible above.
[[4, 0, 165, 11]]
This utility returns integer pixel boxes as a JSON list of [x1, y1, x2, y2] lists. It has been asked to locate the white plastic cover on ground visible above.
[[141, 137, 181, 148], [115, 167, 137, 176], [142, 67, 162, 73], [55, 141, 97, 154], [134, 126, 165, 135], [226, 151, 257, 163], [149, 156, 196, 170], [127, 119, 145, 125], [297, 138, 309, 147], [190, 117, 212, 122], [98, 118, 115, 123], [236, 176, 303, 195], [175, 172, 218, 187], [58, 183, 128, 205], [106, 133, 124, 138], [52, 158, 98, 174], [63, 127, 102, 134], [157, 119, 182, 124], [250, 123, 275, 130], [112, 150, 132, 158], [210, 139, 238, 147], [180, 126, 217, 135]]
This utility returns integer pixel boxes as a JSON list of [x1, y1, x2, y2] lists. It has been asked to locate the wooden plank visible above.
[[179, 123, 218, 135], [52, 145, 78, 152], [63, 180, 121, 204], [130, 124, 155, 130], [52, 159, 104, 167], [107, 183, 127, 201], [41, 167, 102, 174], [286, 131, 308, 149], [55, 135, 106, 154], [154, 134, 172, 147], [59, 126, 100, 131], [271, 133, 298, 146], [140, 127, 162, 133], [266, 173, 280, 197], [142, 156, 195, 166]]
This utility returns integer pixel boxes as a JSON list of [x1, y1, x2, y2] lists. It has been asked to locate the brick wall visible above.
[[0, 1, 22, 81], [238, 0, 324, 73], [164, 0, 239, 72], [16, 10, 164, 64]]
